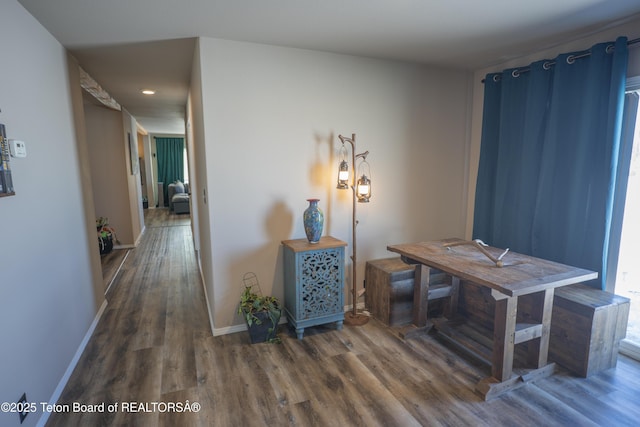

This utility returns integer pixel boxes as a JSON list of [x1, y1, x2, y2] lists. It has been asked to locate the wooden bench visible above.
[[364, 257, 451, 328], [549, 284, 630, 377]]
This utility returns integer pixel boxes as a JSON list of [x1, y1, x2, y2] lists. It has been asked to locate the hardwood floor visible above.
[[47, 209, 640, 426], [143, 206, 191, 228], [101, 249, 129, 291]]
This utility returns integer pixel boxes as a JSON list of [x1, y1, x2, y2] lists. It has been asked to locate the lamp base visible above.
[[344, 311, 370, 326]]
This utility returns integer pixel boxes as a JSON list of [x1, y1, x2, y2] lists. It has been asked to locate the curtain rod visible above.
[[483, 37, 640, 83]]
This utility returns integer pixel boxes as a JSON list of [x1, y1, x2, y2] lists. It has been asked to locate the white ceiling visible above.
[[16, 0, 640, 134]]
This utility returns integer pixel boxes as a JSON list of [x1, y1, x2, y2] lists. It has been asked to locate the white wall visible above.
[[85, 103, 133, 244], [0, 1, 99, 426], [189, 40, 214, 329], [140, 133, 155, 207], [122, 110, 144, 244], [185, 95, 200, 253], [67, 55, 104, 312], [85, 105, 144, 247], [465, 17, 640, 238], [196, 38, 472, 330]]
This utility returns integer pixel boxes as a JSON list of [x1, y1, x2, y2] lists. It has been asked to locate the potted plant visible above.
[[238, 284, 282, 344], [96, 217, 118, 255]]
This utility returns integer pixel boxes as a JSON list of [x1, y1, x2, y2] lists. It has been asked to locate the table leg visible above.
[[526, 288, 554, 367], [413, 264, 430, 327], [491, 290, 517, 381], [444, 276, 460, 319]]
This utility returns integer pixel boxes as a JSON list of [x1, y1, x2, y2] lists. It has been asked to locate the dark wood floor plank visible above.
[[129, 282, 167, 351], [329, 351, 423, 426], [100, 248, 129, 291], [253, 338, 311, 406], [285, 399, 327, 426], [500, 385, 599, 427], [160, 291, 198, 394], [534, 374, 638, 426], [158, 386, 210, 427], [194, 335, 241, 426]]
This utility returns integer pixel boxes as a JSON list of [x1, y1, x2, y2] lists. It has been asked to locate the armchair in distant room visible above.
[[167, 180, 190, 214]]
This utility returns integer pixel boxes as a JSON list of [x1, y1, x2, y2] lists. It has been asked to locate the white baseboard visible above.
[[197, 257, 216, 336], [37, 299, 108, 427], [104, 250, 131, 295], [135, 225, 146, 246], [213, 323, 247, 336], [212, 303, 366, 337], [213, 317, 288, 337]]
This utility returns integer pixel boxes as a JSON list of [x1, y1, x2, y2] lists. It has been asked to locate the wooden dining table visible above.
[[387, 238, 598, 399]]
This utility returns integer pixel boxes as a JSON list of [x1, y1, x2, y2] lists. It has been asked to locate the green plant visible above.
[[238, 285, 281, 341], [96, 217, 121, 255], [238, 286, 281, 326], [96, 217, 118, 241]]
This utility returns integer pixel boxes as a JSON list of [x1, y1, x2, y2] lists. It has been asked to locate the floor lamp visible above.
[[337, 133, 371, 326]]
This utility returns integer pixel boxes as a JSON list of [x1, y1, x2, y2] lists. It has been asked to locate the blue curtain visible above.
[[156, 137, 184, 206], [473, 37, 629, 289]]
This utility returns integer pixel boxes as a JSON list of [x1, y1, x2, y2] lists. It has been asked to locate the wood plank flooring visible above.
[[101, 248, 129, 291], [47, 209, 640, 426]]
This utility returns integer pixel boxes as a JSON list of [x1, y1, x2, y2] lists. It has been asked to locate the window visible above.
[[617, 78, 640, 359]]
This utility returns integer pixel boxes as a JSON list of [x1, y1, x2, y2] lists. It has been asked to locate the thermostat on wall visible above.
[[9, 139, 27, 158]]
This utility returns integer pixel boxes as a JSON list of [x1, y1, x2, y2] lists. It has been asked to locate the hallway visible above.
[[47, 209, 211, 426]]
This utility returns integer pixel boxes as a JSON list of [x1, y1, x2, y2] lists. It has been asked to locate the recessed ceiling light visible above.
[[141, 89, 156, 95]]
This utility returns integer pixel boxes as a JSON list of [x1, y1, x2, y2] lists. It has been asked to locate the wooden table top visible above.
[[282, 236, 347, 252], [387, 238, 598, 297]]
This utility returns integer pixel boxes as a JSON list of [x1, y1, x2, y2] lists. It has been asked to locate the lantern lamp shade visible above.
[[356, 174, 371, 202], [337, 160, 349, 189]]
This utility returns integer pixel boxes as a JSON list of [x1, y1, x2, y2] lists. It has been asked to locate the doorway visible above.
[[617, 87, 640, 359]]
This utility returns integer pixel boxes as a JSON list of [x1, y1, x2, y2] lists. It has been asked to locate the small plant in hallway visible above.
[[96, 217, 119, 255]]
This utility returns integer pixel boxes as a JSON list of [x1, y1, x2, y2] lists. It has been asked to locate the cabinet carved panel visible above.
[[282, 237, 346, 339], [300, 248, 343, 319]]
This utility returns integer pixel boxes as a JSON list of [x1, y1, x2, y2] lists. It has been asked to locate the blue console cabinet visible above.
[[282, 236, 346, 339]]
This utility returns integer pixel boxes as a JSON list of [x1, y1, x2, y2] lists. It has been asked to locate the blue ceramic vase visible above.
[[303, 199, 324, 244]]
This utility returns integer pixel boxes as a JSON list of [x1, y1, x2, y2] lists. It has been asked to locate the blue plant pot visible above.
[[303, 198, 324, 244]]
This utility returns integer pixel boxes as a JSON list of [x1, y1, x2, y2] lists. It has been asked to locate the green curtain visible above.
[[156, 137, 184, 206]]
